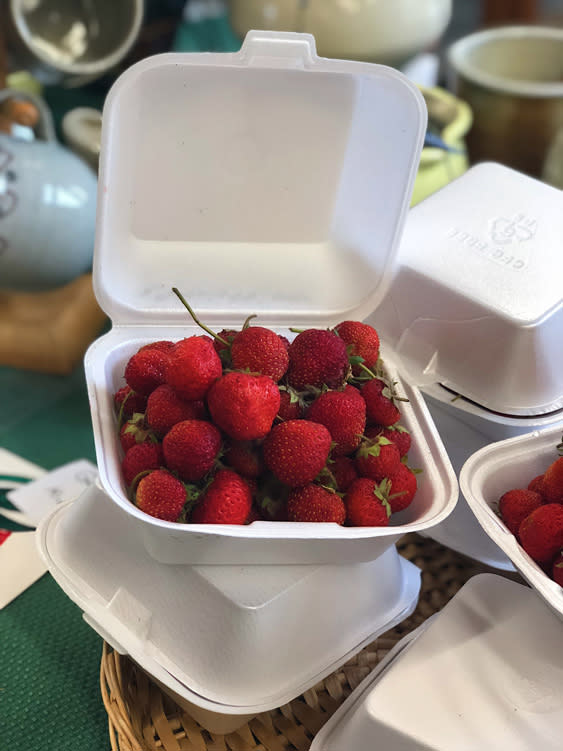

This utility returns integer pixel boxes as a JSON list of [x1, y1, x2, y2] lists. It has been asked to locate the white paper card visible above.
[[7, 459, 98, 526], [0, 529, 47, 609]]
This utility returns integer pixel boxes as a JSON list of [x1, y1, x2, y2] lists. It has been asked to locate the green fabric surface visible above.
[[0, 364, 108, 750]]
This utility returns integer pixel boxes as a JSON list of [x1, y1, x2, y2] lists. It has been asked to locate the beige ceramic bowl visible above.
[[447, 25, 563, 178]]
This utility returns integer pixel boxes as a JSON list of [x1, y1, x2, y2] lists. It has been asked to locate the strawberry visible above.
[[224, 439, 263, 478], [386, 463, 418, 513], [207, 372, 280, 440], [113, 385, 147, 420], [146, 384, 206, 437], [551, 551, 563, 587], [263, 419, 332, 487], [498, 488, 544, 536], [519, 503, 563, 564], [345, 478, 391, 527], [333, 320, 380, 376], [213, 329, 238, 366], [287, 485, 346, 524], [162, 419, 222, 481], [329, 455, 359, 492], [286, 329, 349, 390], [135, 469, 187, 521], [139, 340, 174, 354], [355, 435, 401, 482], [277, 388, 304, 421], [164, 336, 222, 401], [119, 413, 156, 453], [231, 326, 289, 381], [361, 377, 402, 427], [377, 424, 412, 457], [528, 474, 546, 498], [191, 469, 252, 524], [121, 442, 163, 487], [124, 345, 171, 396], [255, 473, 290, 521], [542, 456, 563, 504], [306, 385, 366, 456]]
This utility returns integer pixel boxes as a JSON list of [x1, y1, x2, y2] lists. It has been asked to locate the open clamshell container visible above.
[[374, 162, 563, 569], [311, 574, 563, 750], [460, 424, 563, 621], [84, 30, 458, 565], [37, 482, 421, 733]]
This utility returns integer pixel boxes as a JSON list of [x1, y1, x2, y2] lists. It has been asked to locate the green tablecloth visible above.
[[0, 364, 109, 751]]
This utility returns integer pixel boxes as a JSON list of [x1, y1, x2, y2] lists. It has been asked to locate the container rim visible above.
[[447, 25, 563, 98]]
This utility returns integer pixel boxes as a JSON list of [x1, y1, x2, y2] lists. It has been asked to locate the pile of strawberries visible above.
[[112, 288, 419, 527], [497, 438, 563, 585]]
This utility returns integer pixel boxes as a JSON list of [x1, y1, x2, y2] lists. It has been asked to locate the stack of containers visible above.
[[37, 31, 459, 733], [374, 162, 563, 569]]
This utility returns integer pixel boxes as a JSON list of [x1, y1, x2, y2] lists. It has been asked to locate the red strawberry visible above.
[[146, 384, 206, 437], [277, 388, 304, 421], [542, 457, 563, 504], [207, 372, 280, 440], [287, 485, 346, 524], [164, 336, 222, 401], [121, 442, 163, 487], [386, 463, 418, 513], [498, 488, 544, 536], [330, 455, 359, 492], [551, 551, 563, 587], [286, 329, 349, 390], [231, 326, 289, 381], [113, 385, 147, 420], [191, 469, 252, 525], [518, 503, 563, 564], [345, 478, 391, 527], [333, 320, 380, 376], [355, 435, 401, 482], [224, 440, 263, 479], [124, 346, 171, 396], [378, 424, 412, 457], [162, 419, 222, 481], [361, 377, 402, 427], [528, 474, 546, 498], [213, 329, 238, 366], [139, 340, 174, 354], [119, 413, 156, 453], [306, 385, 366, 457], [263, 419, 332, 488], [135, 469, 186, 521]]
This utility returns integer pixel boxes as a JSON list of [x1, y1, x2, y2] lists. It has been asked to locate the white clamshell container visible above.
[[374, 162, 563, 569], [311, 574, 563, 750], [374, 162, 563, 417], [84, 30, 458, 565], [37, 482, 421, 733], [460, 424, 563, 621]]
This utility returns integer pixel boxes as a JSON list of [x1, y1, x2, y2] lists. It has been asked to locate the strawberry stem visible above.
[[172, 287, 229, 346]]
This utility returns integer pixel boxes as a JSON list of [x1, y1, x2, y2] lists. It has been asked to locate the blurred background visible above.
[[0, 0, 562, 375]]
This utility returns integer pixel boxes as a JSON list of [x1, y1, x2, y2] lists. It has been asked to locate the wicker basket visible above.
[[101, 533, 523, 751]]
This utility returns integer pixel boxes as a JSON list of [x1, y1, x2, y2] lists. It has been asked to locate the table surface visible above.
[[0, 363, 109, 751]]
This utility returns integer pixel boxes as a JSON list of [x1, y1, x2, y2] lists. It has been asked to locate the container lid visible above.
[[93, 30, 426, 327], [373, 162, 563, 415], [311, 573, 563, 750], [37, 482, 421, 710]]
